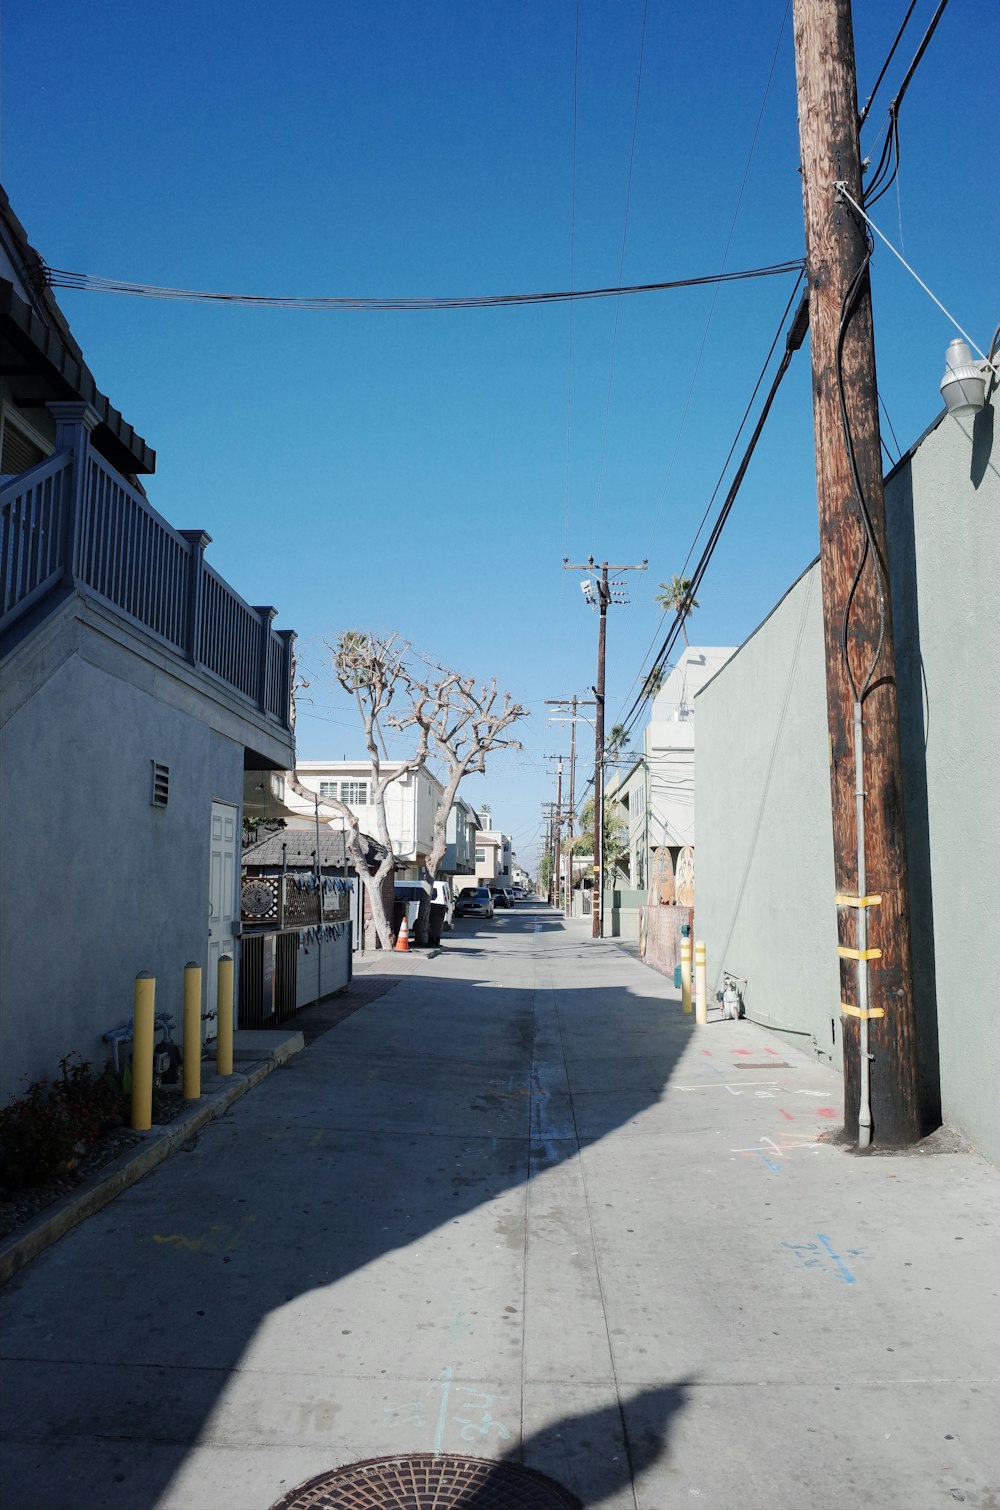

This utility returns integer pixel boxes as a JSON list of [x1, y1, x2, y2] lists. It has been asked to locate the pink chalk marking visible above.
[[778, 1108, 794, 1121], [702, 1050, 713, 1057], [817, 1107, 838, 1118], [732, 1048, 752, 1056], [763, 1047, 780, 1056]]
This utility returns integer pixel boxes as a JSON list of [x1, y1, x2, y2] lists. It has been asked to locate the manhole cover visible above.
[[270, 1453, 581, 1510]]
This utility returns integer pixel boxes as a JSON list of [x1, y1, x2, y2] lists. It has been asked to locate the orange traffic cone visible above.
[[394, 916, 410, 952]]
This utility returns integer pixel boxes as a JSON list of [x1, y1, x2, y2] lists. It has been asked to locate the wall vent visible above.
[[151, 761, 170, 808]]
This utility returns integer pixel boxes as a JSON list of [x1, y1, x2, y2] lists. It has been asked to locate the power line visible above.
[[857, 0, 920, 129], [642, 0, 791, 556], [590, 0, 650, 553], [39, 259, 804, 312], [611, 273, 806, 728], [562, 0, 582, 563], [616, 278, 808, 741], [861, 0, 951, 209]]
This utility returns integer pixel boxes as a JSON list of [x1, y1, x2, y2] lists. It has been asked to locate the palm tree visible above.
[[656, 574, 699, 645], [642, 665, 665, 699], [606, 723, 628, 760]]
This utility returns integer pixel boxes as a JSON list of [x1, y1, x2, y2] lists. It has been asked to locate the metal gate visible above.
[[238, 931, 299, 1028]]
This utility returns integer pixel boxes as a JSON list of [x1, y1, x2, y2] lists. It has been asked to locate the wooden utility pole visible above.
[[563, 559, 647, 938], [545, 757, 565, 911], [566, 699, 577, 916], [545, 693, 595, 916], [793, 0, 921, 1145]]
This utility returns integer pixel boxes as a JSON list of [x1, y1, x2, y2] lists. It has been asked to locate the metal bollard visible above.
[[216, 954, 234, 1077], [131, 972, 155, 1131], [695, 940, 708, 1025], [680, 936, 693, 1015], [183, 962, 202, 1100]]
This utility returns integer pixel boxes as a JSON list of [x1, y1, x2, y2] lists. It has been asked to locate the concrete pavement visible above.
[[1, 902, 997, 1510]]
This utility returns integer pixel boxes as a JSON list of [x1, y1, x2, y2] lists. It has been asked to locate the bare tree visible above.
[[396, 665, 527, 945], [291, 633, 429, 950]]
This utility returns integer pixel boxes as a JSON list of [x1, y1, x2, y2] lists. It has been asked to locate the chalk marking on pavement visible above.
[[433, 1365, 453, 1454], [818, 1232, 859, 1283], [732, 1133, 823, 1168], [152, 1213, 256, 1254], [453, 1386, 512, 1445], [783, 1234, 863, 1283], [676, 1079, 780, 1096]]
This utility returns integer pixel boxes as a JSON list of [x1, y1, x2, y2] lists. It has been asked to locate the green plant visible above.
[[0, 1055, 127, 1191]]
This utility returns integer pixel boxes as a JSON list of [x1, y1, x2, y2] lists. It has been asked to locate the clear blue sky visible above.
[[3, 1, 996, 871]]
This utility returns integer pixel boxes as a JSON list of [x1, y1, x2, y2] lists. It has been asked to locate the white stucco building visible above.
[[290, 760, 445, 878], [607, 646, 735, 891]]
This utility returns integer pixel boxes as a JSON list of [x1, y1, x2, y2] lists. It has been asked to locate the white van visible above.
[[394, 880, 454, 931]]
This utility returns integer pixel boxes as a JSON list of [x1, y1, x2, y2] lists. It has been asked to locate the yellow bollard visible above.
[[216, 954, 234, 1077], [695, 940, 708, 1025], [131, 972, 155, 1131], [680, 936, 693, 1014], [183, 962, 202, 1101]]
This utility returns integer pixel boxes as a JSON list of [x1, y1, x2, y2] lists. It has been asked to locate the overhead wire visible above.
[[615, 271, 808, 743], [862, 0, 951, 209], [834, 201, 886, 704], [607, 0, 953, 764], [642, 0, 791, 556], [41, 260, 802, 311], [836, 187, 990, 361], [857, 0, 920, 129], [590, 0, 650, 553], [562, 0, 581, 562], [610, 270, 806, 729]]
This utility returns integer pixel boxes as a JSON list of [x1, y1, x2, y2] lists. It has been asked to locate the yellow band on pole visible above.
[[837, 945, 882, 961], [183, 962, 202, 1101], [131, 972, 155, 1132], [217, 955, 234, 1077], [694, 939, 708, 1025], [680, 937, 692, 1014], [835, 893, 882, 908], [840, 1002, 886, 1019]]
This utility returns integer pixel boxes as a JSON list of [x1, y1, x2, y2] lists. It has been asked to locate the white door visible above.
[[207, 801, 240, 1041]]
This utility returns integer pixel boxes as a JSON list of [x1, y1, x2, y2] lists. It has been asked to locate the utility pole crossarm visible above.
[[562, 558, 647, 939]]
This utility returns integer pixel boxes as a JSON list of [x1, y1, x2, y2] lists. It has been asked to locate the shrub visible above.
[[0, 1055, 127, 1191]]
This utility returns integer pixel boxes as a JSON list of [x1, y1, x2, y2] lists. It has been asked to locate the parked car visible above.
[[394, 880, 454, 930], [489, 887, 512, 909], [455, 886, 494, 919]]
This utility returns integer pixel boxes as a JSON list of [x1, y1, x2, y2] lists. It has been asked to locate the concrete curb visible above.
[[0, 1035, 304, 1287]]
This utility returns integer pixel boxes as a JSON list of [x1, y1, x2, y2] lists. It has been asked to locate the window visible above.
[[1, 408, 48, 476], [475, 847, 486, 862], [318, 779, 368, 804]]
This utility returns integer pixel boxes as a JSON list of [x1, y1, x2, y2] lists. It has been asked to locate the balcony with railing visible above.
[[0, 402, 294, 734]]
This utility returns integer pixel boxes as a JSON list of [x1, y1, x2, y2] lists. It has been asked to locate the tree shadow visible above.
[[0, 907, 693, 1509]]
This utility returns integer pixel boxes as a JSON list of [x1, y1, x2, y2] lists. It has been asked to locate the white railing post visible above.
[[253, 605, 277, 713], [179, 530, 212, 666], [46, 401, 99, 586]]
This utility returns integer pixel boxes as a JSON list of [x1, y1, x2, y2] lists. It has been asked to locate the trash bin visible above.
[[429, 902, 447, 947]]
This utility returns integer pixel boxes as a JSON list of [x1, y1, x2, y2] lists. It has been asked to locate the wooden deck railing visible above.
[[0, 405, 293, 729]]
